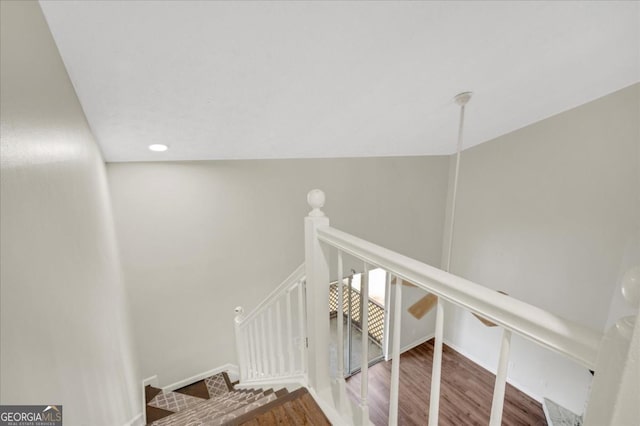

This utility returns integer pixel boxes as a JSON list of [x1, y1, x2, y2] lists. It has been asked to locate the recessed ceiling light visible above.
[[148, 144, 168, 152]]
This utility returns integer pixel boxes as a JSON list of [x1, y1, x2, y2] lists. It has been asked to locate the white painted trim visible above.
[[141, 375, 158, 425], [235, 374, 308, 390], [162, 363, 238, 393], [143, 375, 159, 388], [226, 364, 240, 382], [443, 338, 543, 403], [123, 412, 144, 426], [238, 264, 305, 326], [317, 226, 602, 369], [384, 333, 435, 361]]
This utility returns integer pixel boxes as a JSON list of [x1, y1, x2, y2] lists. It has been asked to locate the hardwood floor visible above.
[[346, 339, 547, 426], [233, 388, 331, 425]]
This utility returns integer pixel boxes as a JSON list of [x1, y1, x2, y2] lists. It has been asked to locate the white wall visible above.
[[0, 2, 140, 424], [443, 84, 640, 413], [107, 156, 449, 386]]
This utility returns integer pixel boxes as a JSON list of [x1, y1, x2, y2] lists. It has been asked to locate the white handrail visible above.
[[230, 190, 618, 426], [236, 263, 305, 327], [234, 263, 307, 384], [316, 225, 602, 369]]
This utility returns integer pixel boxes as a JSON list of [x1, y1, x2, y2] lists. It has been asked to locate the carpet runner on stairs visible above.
[[145, 372, 236, 423], [145, 372, 330, 425]]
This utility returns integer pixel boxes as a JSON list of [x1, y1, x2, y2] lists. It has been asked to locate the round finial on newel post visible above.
[[234, 306, 244, 323], [307, 189, 326, 217]]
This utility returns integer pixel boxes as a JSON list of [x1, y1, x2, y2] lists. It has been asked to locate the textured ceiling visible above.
[[40, 1, 639, 162]]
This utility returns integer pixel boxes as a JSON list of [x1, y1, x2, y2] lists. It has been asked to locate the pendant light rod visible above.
[[444, 91, 472, 273]]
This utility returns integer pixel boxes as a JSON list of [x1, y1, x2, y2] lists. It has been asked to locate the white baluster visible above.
[[246, 323, 258, 379], [489, 328, 512, 426], [304, 189, 331, 390], [335, 251, 349, 413], [428, 299, 445, 426], [337, 251, 345, 380], [268, 307, 277, 375], [286, 288, 295, 374], [250, 322, 259, 378], [276, 299, 285, 376], [260, 313, 269, 375], [251, 318, 264, 377], [389, 276, 403, 425], [233, 306, 246, 381], [244, 329, 250, 380], [360, 263, 370, 425], [383, 272, 392, 360], [297, 281, 307, 374]]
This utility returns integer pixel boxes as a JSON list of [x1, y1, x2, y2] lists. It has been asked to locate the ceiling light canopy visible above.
[[148, 144, 168, 152]]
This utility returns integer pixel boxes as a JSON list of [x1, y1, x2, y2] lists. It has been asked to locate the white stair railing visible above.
[[302, 189, 605, 426], [234, 264, 307, 385], [233, 189, 633, 425]]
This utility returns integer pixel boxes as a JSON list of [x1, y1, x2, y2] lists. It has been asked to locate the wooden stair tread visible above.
[[227, 387, 330, 426], [145, 385, 163, 403], [173, 379, 210, 399], [146, 406, 175, 424]]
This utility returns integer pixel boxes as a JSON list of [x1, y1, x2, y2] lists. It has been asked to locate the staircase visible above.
[[145, 372, 328, 425], [228, 190, 638, 425]]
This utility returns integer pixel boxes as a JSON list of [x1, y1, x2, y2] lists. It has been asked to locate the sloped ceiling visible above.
[[40, 1, 639, 162]]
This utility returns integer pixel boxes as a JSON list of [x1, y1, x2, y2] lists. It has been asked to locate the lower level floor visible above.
[[346, 339, 547, 425]]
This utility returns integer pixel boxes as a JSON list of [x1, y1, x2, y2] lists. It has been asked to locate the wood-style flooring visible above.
[[232, 388, 330, 426], [346, 339, 547, 426]]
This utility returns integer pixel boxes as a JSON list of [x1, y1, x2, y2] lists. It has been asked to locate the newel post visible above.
[[234, 306, 247, 382], [304, 189, 331, 392]]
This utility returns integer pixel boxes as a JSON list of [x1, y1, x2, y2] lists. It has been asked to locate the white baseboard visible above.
[[226, 364, 240, 383], [143, 375, 159, 388], [385, 333, 435, 361], [162, 363, 238, 393], [123, 412, 143, 426], [401, 333, 435, 355]]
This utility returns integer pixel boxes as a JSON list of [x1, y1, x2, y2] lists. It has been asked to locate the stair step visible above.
[[224, 388, 330, 426], [146, 405, 175, 425], [150, 389, 273, 425], [148, 389, 205, 413], [146, 375, 326, 426], [145, 372, 236, 424], [174, 379, 210, 400], [145, 385, 163, 404], [207, 392, 280, 425]]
